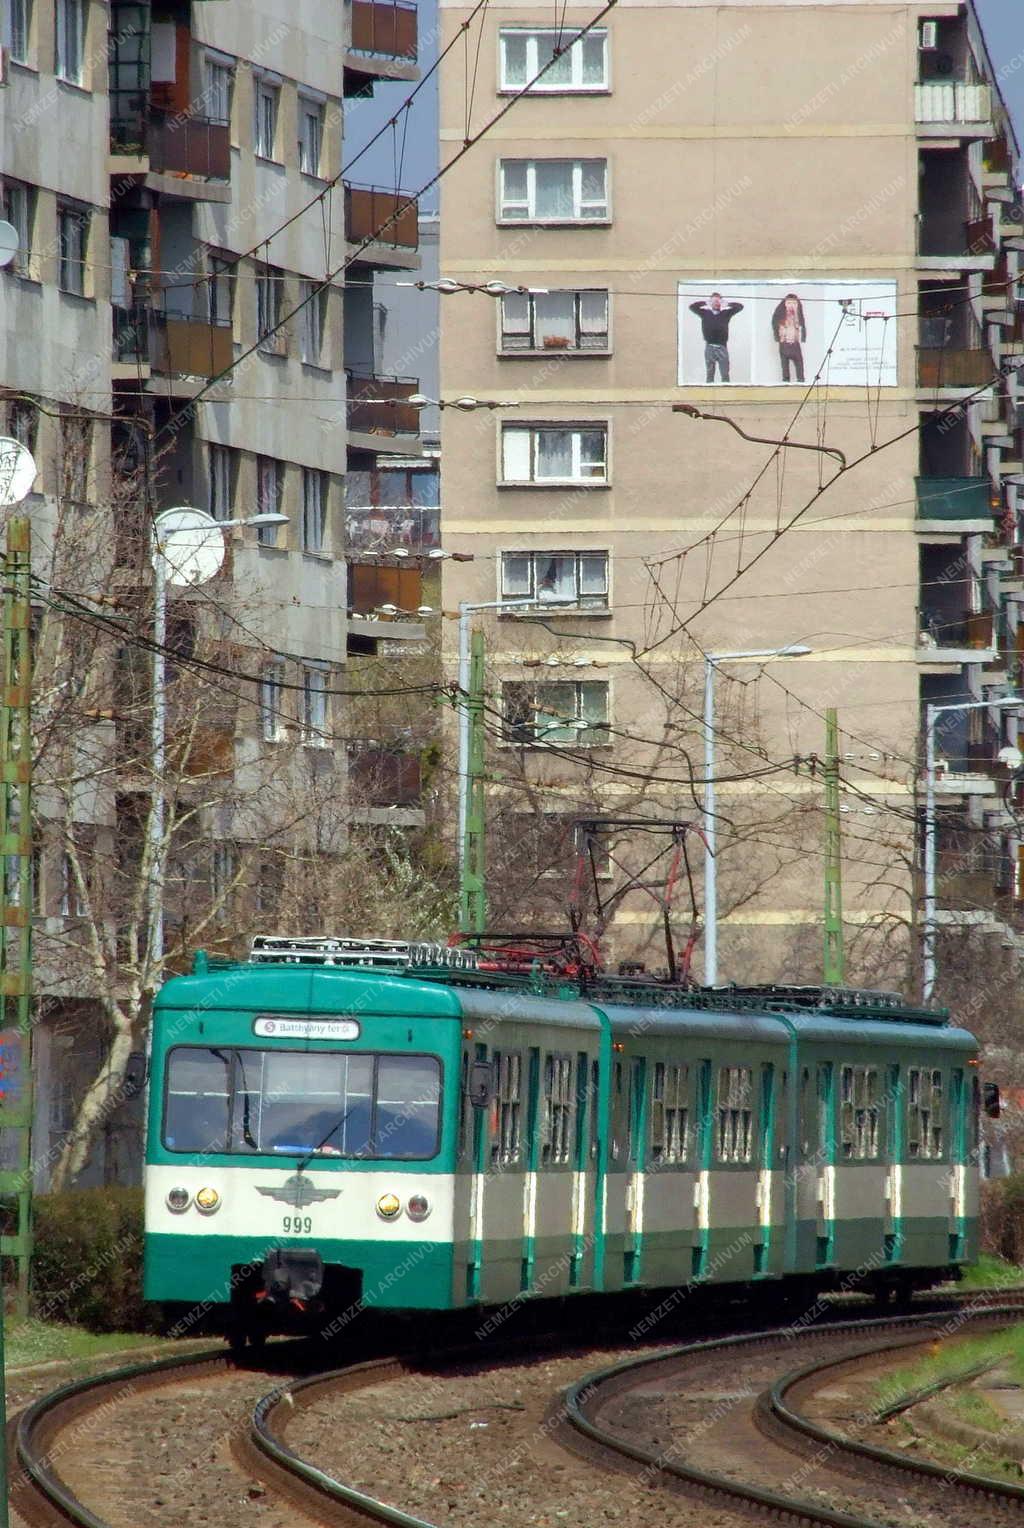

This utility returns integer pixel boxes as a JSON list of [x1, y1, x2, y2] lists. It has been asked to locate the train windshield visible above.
[[163, 1046, 441, 1160]]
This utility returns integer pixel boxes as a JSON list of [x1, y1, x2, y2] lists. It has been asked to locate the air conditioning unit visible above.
[[920, 20, 939, 50]]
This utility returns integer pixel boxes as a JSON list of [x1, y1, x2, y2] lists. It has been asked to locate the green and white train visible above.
[[143, 936, 987, 1343]]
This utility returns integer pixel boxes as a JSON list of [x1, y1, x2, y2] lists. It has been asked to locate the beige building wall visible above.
[[439, 0, 1022, 987]]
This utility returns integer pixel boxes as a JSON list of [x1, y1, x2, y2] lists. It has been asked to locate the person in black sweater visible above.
[[688, 293, 745, 382]]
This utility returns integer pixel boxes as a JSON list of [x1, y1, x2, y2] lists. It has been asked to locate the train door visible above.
[[793, 1065, 819, 1269], [831, 1062, 887, 1268], [623, 1058, 647, 1283], [570, 1052, 596, 1289], [948, 1067, 967, 1261], [754, 1063, 776, 1276], [815, 1062, 836, 1267], [884, 1062, 903, 1265], [692, 1059, 712, 1279], [528, 1049, 577, 1297], [601, 1053, 630, 1291], [476, 1046, 527, 1304]]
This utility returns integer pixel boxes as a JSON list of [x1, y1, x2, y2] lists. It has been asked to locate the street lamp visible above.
[[703, 644, 812, 985], [923, 695, 1021, 1002], [146, 508, 289, 973]]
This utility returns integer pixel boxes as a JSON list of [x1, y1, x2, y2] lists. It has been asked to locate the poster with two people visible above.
[[677, 280, 898, 387]]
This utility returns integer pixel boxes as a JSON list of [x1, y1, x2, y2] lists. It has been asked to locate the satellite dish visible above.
[[153, 506, 226, 588], [0, 222, 19, 271], [0, 437, 37, 506]]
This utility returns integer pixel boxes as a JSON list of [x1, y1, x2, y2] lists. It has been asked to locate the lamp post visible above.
[[146, 509, 289, 975], [703, 644, 812, 985], [923, 695, 1021, 1002]]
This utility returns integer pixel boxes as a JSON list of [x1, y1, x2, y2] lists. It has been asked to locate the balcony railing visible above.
[[348, 0, 417, 59], [346, 371, 420, 435], [917, 348, 993, 387], [110, 112, 230, 180], [114, 306, 233, 379], [915, 82, 992, 125], [916, 476, 998, 521], [919, 610, 995, 649], [345, 184, 418, 249], [348, 560, 423, 616], [345, 503, 440, 553], [349, 747, 421, 807]]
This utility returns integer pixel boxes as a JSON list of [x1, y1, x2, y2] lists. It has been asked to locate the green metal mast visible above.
[[823, 706, 845, 985], [458, 628, 487, 934]]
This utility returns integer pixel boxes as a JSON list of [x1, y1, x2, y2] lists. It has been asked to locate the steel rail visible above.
[[560, 1305, 1024, 1528]]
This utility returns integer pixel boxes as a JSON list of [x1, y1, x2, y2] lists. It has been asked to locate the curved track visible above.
[[560, 1305, 1024, 1528]]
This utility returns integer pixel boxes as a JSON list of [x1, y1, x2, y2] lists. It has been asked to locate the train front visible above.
[[143, 944, 464, 1345]]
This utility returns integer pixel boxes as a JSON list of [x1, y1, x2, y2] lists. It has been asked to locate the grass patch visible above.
[[872, 1324, 1024, 1416], [957, 1254, 1024, 1290], [3, 1317, 166, 1371]]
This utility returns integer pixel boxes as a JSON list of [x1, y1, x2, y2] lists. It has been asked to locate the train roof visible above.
[[152, 938, 976, 1049]]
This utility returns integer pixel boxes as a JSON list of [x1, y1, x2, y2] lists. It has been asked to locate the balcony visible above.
[[345, 184, 419, 267], [916, 476, 998, 525], [918, 609, 997, 667], [916, 348, 993, 388], [349, 747, 421, 807], [345, 465, 440, 552], [915, 82, 993, 133], [110, 112, 231, 201], [347, 559, 426, 651], [344, 0, 418, 88], [114, 306, 233, 387], [346, 371, 420, 442]]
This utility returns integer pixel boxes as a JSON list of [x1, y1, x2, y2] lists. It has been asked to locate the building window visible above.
[[255, 264, 283, 351], [8, 398, 37, 456], [491, 1050, 522, 1165], [207, 253, 234, 326], [650, 1062, 689, 1164], [255, 456, 282, 543], [210, 842, 234, 915], [839, 1064, 880, 1160], [60, 852, 86, 917], [300, 280, 326, 365], [302, 468, 326, 553], [499, 27, 608, 92], [301, 663, 329, 745], [208, 443, 232, 521], [501, 424, 607, 485], [503, 680, 609, 747], [55, 0, 83, 82], [204, 55, 233, 124], [57, 202, 88, 296], [7, 0, 30, 63], [254, 76, 278, 158], [60, 415, 90, 503], [498, 158, 608, 223], [298, 96, 324, 176], [501, 549, 608, 609], [907, 1067, 944, 1160], [501, 289, 608, 354], [260, 661, 286, 741], [541, 1053, 574, 1165], [1, 180, 34, 276], [716, 1065, 753, 1164]]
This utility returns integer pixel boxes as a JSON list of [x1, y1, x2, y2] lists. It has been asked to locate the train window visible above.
[[457, 1051, 470, 1162], [907, 1067, 944, 1160], [491, 1050, 523, 1165], [375, 1056, 441, 1157], [589, 1058, 600, 1160], [650, 1062, 689, 1164], [840, 1065, 880, 1160], [716, 1066, 753, 1163], [799, 1067, 813, 1157], [164, 1047, 231, 1152], [611, 1059, 627, 1161], [541, 1053, 575, 1164]]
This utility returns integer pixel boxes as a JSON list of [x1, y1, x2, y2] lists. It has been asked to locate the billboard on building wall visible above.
[[677, 280, 898, 388]]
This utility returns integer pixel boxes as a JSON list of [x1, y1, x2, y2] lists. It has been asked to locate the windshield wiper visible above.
[[213, 1047, 258, 1150], [295, 1105, 359, 1174]]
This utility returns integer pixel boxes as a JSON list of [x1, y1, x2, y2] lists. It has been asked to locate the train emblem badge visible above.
[[255, 1174, 341, 1209]]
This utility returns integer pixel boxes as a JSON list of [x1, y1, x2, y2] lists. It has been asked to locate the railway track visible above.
[[12, 1290, 1024, 1528]]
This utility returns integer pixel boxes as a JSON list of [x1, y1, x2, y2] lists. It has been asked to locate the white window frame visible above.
[[253, 74, 279, 160], [203, 52, 234, 125], [301, 662, 330, 746], [300, 279, 326, 365], [208, 442, 232, 521], [716, 1065, 753, 1164], [500, 423, 608, 486], [499, 288, 610, 355], [210, 842, 235, 909], [260, 660, 286, 742], [907, 1066, 944, 1161], [57, 202, 87, 296], [7, 0, 30, 64], [497, 158, 609, 224], [500, 549, 609, 609], [491, 1050, 522, 1165], [498, 26, 609, 93], [298, 93, 324, 177], [256, 456, 282, 544], [2, 179, 34, 276], [256, 263, 283, 351], [55, 0, 83, 83], [302, 467, 326, 553], [840, 1064, 880, 1161], [650, 1062, 689, 1165], [502, 679, 610, 748], [541, 1053, 575, 1165], [60, 851, 86, 917]]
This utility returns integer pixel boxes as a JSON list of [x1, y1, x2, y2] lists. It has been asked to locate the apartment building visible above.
[[0, 0, 428, 1183], [438, 0, 1024, 989]]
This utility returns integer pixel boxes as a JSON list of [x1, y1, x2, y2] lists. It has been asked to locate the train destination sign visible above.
[[252, 1017, 361, 1040]]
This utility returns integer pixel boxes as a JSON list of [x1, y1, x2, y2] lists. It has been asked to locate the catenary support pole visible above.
[[823, 707, 845, 986], [459, 628, 487, 934]]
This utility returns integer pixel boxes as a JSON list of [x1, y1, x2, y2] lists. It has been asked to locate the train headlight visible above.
[[407, 1194, 430, 1222], [195, 1186, 221, 1214], [166, 1187, 191, 1213], [376, 1192, 401, 1220]]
